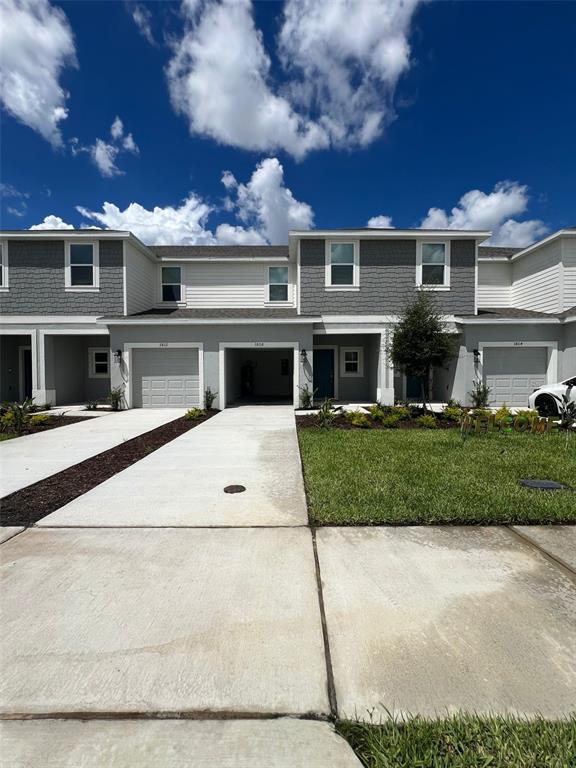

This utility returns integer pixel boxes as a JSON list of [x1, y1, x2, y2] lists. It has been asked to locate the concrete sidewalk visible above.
[[0, 409, 185, 497], [39, 405, 308, 527]]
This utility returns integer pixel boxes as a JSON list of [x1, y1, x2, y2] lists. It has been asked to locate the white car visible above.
[[528, 376, 576, 416]]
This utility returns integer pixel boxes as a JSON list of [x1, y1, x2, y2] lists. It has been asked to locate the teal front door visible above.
[[314, 348, 335, 399]]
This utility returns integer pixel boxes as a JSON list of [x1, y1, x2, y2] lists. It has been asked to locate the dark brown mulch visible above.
[[0, 411, 218, 528], [7, 415, 94, 438], [296, 414, 458, 430]]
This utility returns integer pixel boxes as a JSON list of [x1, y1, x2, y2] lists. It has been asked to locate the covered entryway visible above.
[[483, 346, 547, 406], [221, 344, 297, 408], [132, 347, 201, 408], [0, 334, 33, 402]]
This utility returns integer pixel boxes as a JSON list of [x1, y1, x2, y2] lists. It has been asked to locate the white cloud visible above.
[[29, 215, 74, 230], [167, 0, 420, 159], [130, 3, 156, 46], [71, 116, 139, 177], [420, 181, 548, 246], [0, 0, 76, 147], [367, 215, 393, 228], [34, 157, 312, 244]]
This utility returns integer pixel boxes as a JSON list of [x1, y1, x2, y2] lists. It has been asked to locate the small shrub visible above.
[[367, 404, 389, 421], [494, 404, 513, 422], [185, 407, 206, 420], [299, 384, 316, 409], [345, 410, 372, 428], [204, 387, 217, 410], [415, 414, 437, 429], [85, 400, 100, 411], [446, 398, 462, 408], [442, 406, 463, 422], [316, 398, 337, 428], [380, 414, 402, 429], [469, 380, 491, 408], [108, 387, 124, 411], [29, 414, 50, 428], [0, 398, 35, 435], [514, 409, 539, 425], [470, 408, 491, 420], [391, 405, 410, 420]]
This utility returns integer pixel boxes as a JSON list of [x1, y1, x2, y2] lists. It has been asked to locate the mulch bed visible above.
[[8, 415, 94, 437], [296, 414, 458, 430], [0, 411, 218, 528]]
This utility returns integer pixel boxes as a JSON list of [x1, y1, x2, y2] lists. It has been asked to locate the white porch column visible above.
[[34, 331, 56, 406], [376, 328, 395, 405]]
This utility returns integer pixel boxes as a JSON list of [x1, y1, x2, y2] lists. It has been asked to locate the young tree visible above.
[[389, 291, 457, 411]]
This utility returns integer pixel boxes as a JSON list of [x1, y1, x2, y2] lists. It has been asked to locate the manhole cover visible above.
[[519, 479, 569, 491], [224, 485, 246, 494]]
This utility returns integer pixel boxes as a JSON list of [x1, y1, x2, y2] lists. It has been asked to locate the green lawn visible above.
[[338, 715, 576, 768], [298, 428, 576, 525]]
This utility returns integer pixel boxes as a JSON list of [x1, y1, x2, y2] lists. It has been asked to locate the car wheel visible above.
[[535, 395, 558, 417]]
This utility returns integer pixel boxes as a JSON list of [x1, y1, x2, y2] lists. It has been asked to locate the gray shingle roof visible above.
[[151, 245, 289, 259], [464, 308, 559, 319], [478, 246, 523, 259], [122, 308, 307, 320]]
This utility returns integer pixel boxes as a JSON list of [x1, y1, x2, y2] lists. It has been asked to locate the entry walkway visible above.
[[39, 405, 308, 527], [0, 409, 185, 497]]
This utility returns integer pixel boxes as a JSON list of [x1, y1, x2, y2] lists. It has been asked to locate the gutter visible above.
[[98, 316, 321, 326]]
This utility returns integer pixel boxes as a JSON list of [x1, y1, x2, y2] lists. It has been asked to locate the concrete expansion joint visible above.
[[506, 525, 576, 578], [0, 711, 334, 723]]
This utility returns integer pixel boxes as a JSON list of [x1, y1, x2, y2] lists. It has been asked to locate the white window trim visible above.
[[88, 347, 111, 379], [340, 346, 364, 378], [160, 265, 184, 305], [416, 240, 451, 290], [0, 240, 8, 291], [325, 240, 360, 289], [266, 265, 291, 304], [65, 241, 100, 291]]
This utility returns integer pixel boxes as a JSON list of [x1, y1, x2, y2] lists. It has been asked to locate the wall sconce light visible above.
[[113, 349, 123, 364], [473, 348, 480, 362], [300, 348, 308, 363]]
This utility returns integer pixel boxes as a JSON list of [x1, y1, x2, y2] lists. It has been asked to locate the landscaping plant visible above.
[[415, 414, 437, 429], [345, 410, 372, 428], [298, 383, 316, 409], [380, 414, 402, 429], [85, 399, 100, 411], [469, 379, 491, 408], [442, 405, 463, 422], [316, 398, 338, 428], [108, 386, 124, 411], [391, 405, 410, 420], [0, 398, 36, 436], [204, 386, 217, 409], [389, 292, 456, 411], [185, 407, 206, 420], [29, 414, 51, 428]]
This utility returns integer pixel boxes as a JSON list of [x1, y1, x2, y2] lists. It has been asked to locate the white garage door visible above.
[[132, 348, 200, 408], [483, 347, 547, 406]]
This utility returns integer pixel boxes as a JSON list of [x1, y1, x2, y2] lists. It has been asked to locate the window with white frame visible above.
[[340, 347, 363, 377], [161, 266, 182, 302], [418, 242, 450, 287], [88, 348, 110, 379], [326, 241, 358, 287], [0, 242, 7, 289], [268, 266, 289, 302], [66, 242, 99, 289]]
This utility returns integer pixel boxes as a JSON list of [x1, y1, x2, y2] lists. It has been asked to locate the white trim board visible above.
[[477, 341, 559, 385], [123, 342, 204, 409], [218, 341, 300, 410]]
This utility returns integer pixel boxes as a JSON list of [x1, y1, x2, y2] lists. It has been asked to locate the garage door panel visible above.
[[133, 348, 200, 408], [483, 347, 547, 406]]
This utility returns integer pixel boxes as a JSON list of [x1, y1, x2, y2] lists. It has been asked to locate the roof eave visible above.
[[289, 229, 492, 240]]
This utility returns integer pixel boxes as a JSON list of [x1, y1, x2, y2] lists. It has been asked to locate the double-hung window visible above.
[[0, 242, 7, 290], [326, 241, 358, 288], [340, 347, 363, 377], [161, 266, 182, 302], [268, 266, 289, 302], [88, 348, 110, 379], [417, 242, 450, 288], [66, 242, 99, 289]]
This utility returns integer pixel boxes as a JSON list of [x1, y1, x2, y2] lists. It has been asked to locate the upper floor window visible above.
[[417, 242, 450, 289], [268, 266, 289, 302], [325, 241, 359, 289], [161, 266, 182, 302], [0, 242, 8, 290], [65, 242, 99, 290]]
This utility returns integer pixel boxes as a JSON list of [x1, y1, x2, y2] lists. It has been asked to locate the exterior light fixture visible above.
[[473, 349, 480, 362], [113, 349, 123, 363], [300, 348, 308, 363]]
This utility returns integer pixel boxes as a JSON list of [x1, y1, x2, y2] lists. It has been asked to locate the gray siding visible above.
[[299, 238, 476, 315], [0, 240, 124, 315]]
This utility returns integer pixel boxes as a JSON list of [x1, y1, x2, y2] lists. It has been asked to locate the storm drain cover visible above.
[[224, 485, 246, 494], [519, 479, 569, 491]]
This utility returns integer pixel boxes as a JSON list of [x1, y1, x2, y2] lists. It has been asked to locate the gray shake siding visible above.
[[299, 238, 476, 315], [0, 240, 124, 315]]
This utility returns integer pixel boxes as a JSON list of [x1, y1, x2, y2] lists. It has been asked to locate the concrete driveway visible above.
[[0, 409, 185, 497], [39, 405, 308, 527]]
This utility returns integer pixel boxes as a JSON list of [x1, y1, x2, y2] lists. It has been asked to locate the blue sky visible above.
[[0, 0, 574, 246]]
